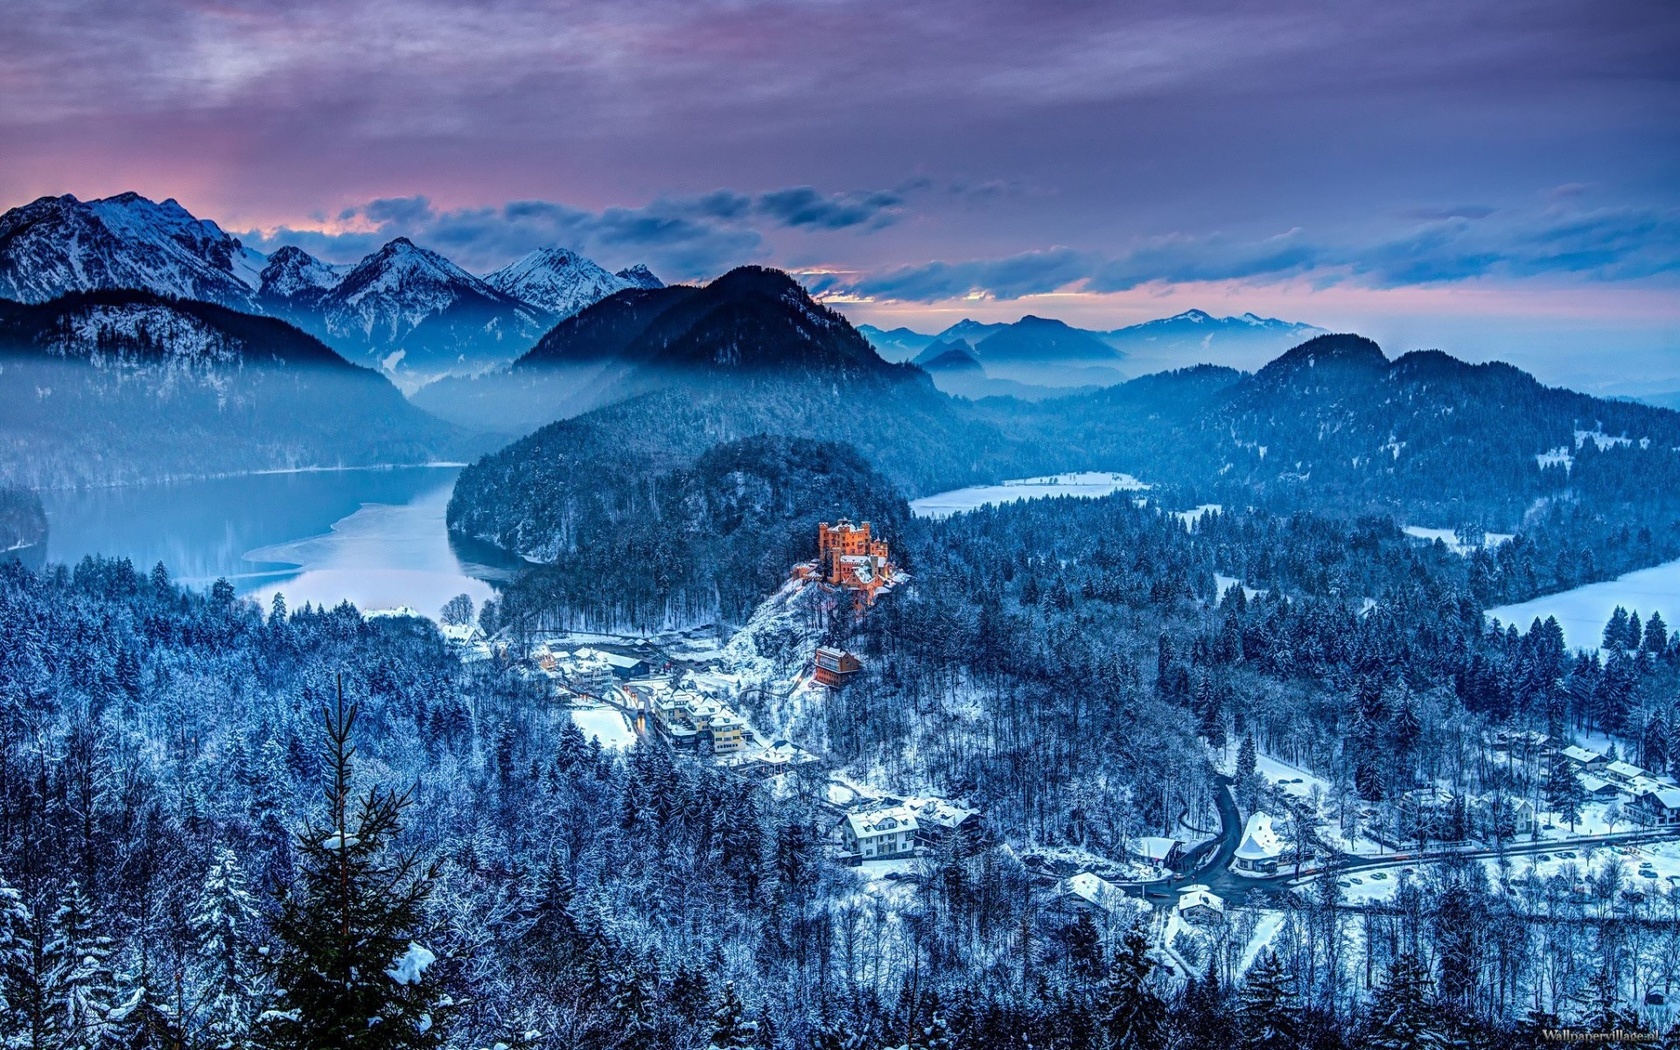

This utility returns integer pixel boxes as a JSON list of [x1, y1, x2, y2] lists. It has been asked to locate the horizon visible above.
[[4, 0, 1675, 395]]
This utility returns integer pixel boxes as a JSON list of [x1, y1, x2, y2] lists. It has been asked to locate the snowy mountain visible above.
[[0, 192, 664, 388], [0, 193, 265, 310], [1102, 308, 1324, 370], [614, 264, 664, 289], [0, 290, 467, 487], [484, 248, 656, 319]]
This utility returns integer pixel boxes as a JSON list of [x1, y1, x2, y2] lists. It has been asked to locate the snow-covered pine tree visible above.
[[1545, 753, 1585, 831], [255, 681, 448, 1049], [192, 845, 267, 1048], [1236, 950, 1298, 1050], [1098, 928, 1165, 1050], [1365, 953, 1445, 1050], [0, 872, 38, 1048], [45, 880, 119, 1050], [710, 980, 757, 1049]]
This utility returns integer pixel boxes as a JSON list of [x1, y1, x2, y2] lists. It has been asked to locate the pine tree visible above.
[[0, 873, 38, 1049], [1235, 950, 1298, 1050], [192, 846, 267, 1048], [256, 681, 447, 1050], [1366, 953, 1444, 1050], [1098, 929, 1165, 1050], [1237, 733, 1257, 781], [1545, 753, 1585, 831], [710, 980, 757, 1049], [46, 881, 119, 1050]]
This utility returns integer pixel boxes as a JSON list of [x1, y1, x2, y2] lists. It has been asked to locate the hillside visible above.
[[1004, 334, 1680, 529], [415, 266, 921, 433], [0, 291, 471, 487], [479, 434, 911, 630]]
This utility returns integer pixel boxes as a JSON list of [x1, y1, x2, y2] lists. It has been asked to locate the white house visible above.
[[841, 808, 919, 860], [1560, 745, 1608, 772], [1135, 836, 1185, 871], [1233, 813, 1285, 874], [1176, 885, 1225, 924], [1637, 788, 1680, 827], [1605, 760, 1647, 787]]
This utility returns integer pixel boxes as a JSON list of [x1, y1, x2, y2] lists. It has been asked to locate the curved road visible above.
[[1127, 773, 1680, 906]]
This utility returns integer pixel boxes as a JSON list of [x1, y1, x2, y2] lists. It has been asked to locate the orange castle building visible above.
[[793, 519, 898, 604]]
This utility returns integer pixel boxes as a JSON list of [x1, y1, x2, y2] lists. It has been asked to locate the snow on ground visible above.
[[1487, 556, 1680, 650], [910, 472, 1149, 519], [569, 707, 636, 749], [1402, 526, 1514, 555], [1175, 504, 1223, 530], [1235, 910, 1287, 978], [1213, 574, 1267, 602]]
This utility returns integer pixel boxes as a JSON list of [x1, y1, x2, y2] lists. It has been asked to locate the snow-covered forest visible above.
[[10, 472, 1680, 1048]]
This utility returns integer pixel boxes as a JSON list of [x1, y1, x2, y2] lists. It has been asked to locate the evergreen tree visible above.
[[1545, 754, 1585, 831], [256, 683, 447, 1049], [0, 874, 38, 1049], [1366, 954, 1444, 1050], [1098, 929, 1165, 1050], [192, 845, 267, 1048], [710, 980, 757, 1049], [46, 881, 119, 1050], [1236, 950, 1298, 1050]]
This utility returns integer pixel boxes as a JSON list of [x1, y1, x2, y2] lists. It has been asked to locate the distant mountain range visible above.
[[0, 290, 470, 488], [0, 193, 662, 389], [450, 279, 1680, 605], [857, 308, 1324, 396]]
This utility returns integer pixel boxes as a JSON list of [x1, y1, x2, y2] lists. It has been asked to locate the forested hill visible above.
[[0, 290, 472, 488], [477, 435, 911, 630], [1008, 333, 1680, 529], [412, 267, 919, 433]]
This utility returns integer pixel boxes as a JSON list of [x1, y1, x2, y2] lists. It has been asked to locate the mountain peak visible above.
[[614, 263, 663, 289], [1256, 333, 1388, 383], [484, 246, 638, 319]]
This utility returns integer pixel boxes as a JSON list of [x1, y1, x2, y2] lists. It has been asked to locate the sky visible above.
[[3, 0, 1678, 391]]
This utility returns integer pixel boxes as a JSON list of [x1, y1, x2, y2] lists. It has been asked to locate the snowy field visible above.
[[1402, 526, 1514, 554], [1486, 556, 1680, 650], [910, 472, 1149, 519], [569, 707, 637, 749]]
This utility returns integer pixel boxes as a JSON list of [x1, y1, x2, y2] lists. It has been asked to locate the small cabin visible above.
[[1638, 788, 1680, 827]]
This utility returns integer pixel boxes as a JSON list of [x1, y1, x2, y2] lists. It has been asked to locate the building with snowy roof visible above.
[[1061, 872, 1126, 915], [1134, 836, 1185, 871], [840, 808, 919, 861], [1233, 812, 1285, 873], [1637, 788, 1680, 827], [1175, 885, 1225, 924], [1560, 745, 1607, 772], [1606, 760, 1647, 786]]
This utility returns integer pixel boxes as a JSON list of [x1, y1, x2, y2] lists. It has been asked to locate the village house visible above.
[[1560, 745, 1608, 773], [1233, 813, 1285, 873], [901, 797, 983, 851], [1176, 885, 1225, 925], [1605, 760, 1647, 787], [1579, 774, 1622, 800], [1060, 872, 1127, 915], [1469, 793, 1536, 839], [1135, 836, 1186, 872], [841, 808, 918, 861], [1637, 788, 1680, 827]]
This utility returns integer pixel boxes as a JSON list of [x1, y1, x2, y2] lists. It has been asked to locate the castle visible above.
[[793, 519, 897, 604]]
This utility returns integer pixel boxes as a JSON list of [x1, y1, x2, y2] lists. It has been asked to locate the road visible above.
[[1129, 774, 1680, 907]]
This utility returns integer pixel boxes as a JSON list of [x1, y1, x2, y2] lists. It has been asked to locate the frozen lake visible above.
[[911, 472, 1149, 519], [1486, 557, 1680, 650], [39, 466, 525, 619]]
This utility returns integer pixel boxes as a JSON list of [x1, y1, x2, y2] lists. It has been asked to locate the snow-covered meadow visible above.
[[1487, 556, 1680, 650]]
